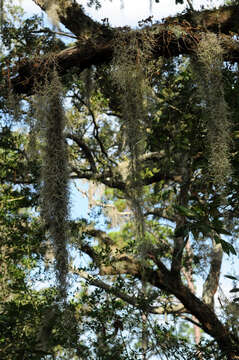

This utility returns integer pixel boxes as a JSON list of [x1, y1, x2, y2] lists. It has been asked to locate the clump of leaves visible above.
[[193, 33, 231, 187]]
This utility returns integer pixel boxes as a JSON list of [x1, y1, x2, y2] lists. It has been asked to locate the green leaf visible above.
[[224, 275, 238, 281], [220, 240, 237, 256], [174, 205, 197, 218], [214, 235, 221, 245], [229, 288, 239, 293], [215, 228, 232, 236]]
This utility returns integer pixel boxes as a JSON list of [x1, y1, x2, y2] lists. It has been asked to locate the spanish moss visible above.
[[193, 33, 231, 187], [35, 70, 69, 301]]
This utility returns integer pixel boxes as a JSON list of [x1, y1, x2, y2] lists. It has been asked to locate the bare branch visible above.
[[144, 208, 175, 223], [72, 93, 115, 164]]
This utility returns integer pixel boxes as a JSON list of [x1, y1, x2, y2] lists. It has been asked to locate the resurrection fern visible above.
[[35, 70, 69, 301], [193, 33, 231, 187]]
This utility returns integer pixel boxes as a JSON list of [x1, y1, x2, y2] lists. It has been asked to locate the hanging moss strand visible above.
[[193, 33, 231, 187], [111, 30, 148, 245], [40, 71, 69, 301]]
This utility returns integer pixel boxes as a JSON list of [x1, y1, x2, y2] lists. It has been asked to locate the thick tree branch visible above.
[[33, 1, 239, 39], [139, 263, 239, 358], [11, 4, 239, 96], [11, 42, 114, 95], [71, 163, 174, 191], [32, 0, 111, 37], [168, 4, 239, 35]]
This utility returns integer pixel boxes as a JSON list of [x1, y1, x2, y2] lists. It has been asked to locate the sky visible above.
[[16, 0, 224, 28]]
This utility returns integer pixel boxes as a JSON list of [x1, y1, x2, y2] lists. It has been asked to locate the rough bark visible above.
[[33, 0, 110, 37], [10, 3, 239, 95]]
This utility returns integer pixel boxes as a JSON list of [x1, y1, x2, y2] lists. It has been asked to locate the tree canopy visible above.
[[1, 0, 239, 359]]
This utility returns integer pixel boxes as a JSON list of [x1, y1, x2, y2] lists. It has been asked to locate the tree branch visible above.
[[32, 0, 111, 37], [66, 133, 97, 172], [77, 235, 238, 355], [75, 270, 186, 315], [71, 166, 127, 191], [72, 93, 114, 163], [11, 5, 239, 96]]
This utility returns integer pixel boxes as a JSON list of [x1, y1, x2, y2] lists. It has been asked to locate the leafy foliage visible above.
[[1, 0, 239, 359]]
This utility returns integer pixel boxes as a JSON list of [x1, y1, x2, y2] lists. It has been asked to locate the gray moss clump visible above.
[[111, 30, 147, 242], [194, 33, 231, 187], [35, 70, 69, 301]]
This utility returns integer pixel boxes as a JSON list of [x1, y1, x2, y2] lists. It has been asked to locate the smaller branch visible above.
[[71, 98, 107, 168], [105, 111, 121, 118], [84, 227, 114, 246], [31, 29, 78, 39], [181, 315, 203, 329], [171, 160, 191, 278], [186, 0, 194, 12], [71, 166, 127, 191], [76, 236, 140, 276], [183, 240, 201, 344], [73, 93, 115, 164], [144, 208, 175, 223], [80, 243, 100, 265], [66, 133, 97, 172], [139, 151, 165, 162], [75, 270, 187, 315], [32, 0, 111, 37]]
